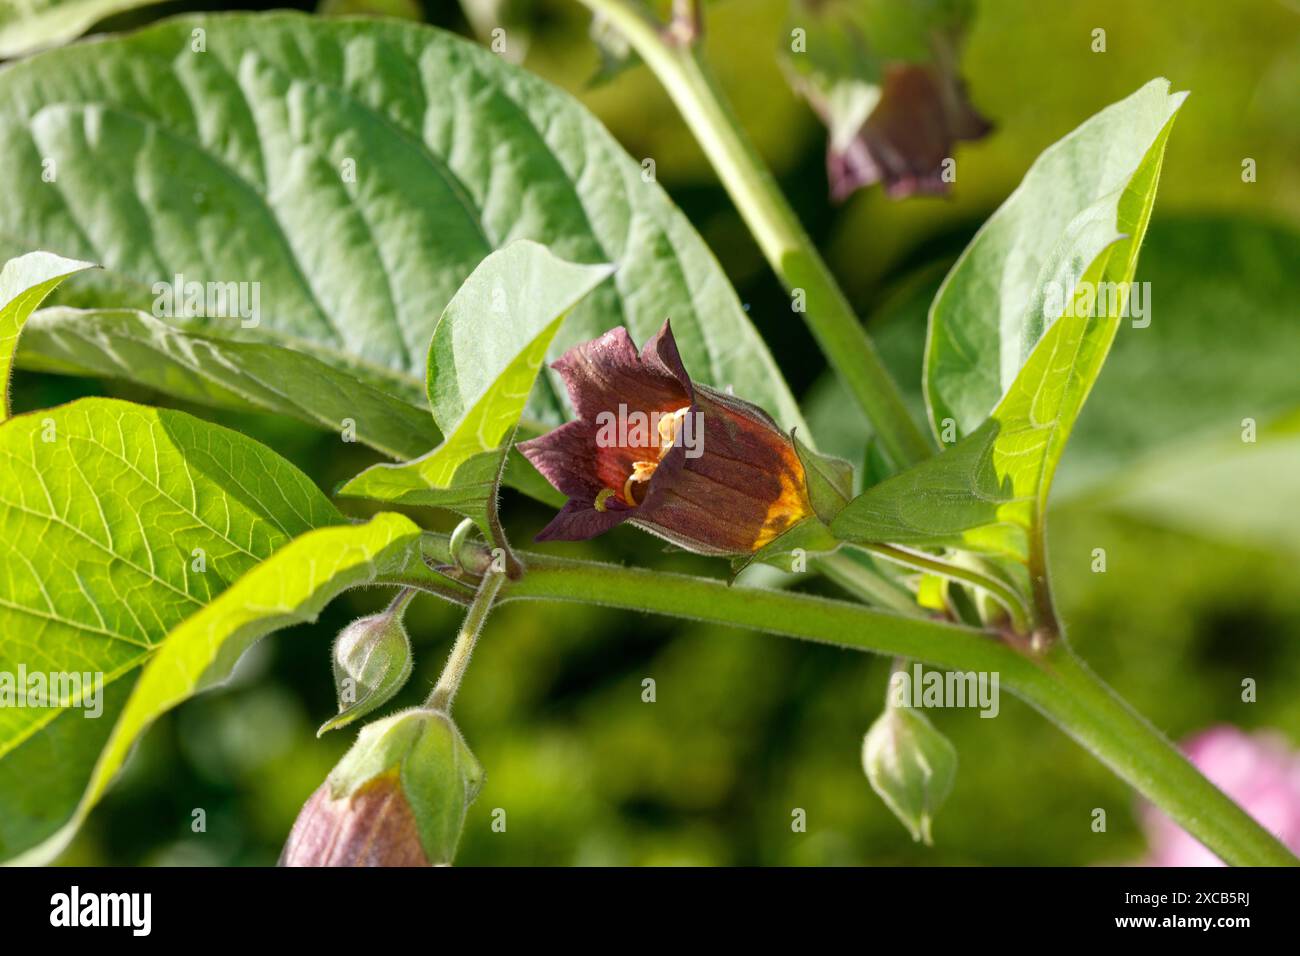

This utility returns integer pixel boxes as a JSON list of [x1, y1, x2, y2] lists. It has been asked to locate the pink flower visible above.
[[1142, 725, 1300, 866]]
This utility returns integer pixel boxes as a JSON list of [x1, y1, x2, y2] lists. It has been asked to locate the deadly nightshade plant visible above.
[[0, 3, 1294, 870]]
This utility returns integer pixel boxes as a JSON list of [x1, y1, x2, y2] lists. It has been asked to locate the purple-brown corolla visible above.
[[519, 321, 814, 556]]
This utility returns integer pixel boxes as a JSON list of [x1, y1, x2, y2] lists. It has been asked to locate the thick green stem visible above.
[[493, 547, 1295, 866], [426, 569, 506, 712], [1028, 644, 1298, 867], [577, 0, 932, 467]]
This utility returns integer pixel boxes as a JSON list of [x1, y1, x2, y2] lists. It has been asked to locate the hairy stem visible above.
[[1031, 643, 1297, 867], [426, 569, 506, 712], [493, 546, 1294, 865], [576, 0, 931, 467]]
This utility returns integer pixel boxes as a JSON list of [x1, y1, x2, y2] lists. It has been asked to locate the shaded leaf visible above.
[[2, 13, 803, 434], [20, 307, 438, 459]]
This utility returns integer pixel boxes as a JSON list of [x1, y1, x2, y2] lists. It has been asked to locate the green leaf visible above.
[[338, 241, 612, 527], [925, 78, 1187, 440], [862, 697, 958, 845], [0, 252, 95, 421], [0, 397, 342, 862], [0, 0, 164, 58], [813, 216, 1300, 556], [3, 12, 804, 434], [835, 81, 1184, 564], [16, 510, 429, 865], [833, 418, 1027, 557], [19, 307, 439, 460]]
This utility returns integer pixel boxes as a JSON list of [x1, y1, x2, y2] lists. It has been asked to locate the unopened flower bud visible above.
[[862, 704, 957, 845], [318, 598, 413, 736], [281, 708, 484, 867]]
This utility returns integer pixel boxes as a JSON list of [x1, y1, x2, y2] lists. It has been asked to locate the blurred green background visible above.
[[14, 0, 1299, 865]]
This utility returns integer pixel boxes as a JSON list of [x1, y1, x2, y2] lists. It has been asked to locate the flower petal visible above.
[[518, 419, 606, 500], [534, 496, 633, 542], [552, 325, 688, 423]]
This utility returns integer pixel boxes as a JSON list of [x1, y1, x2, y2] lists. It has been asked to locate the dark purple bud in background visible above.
[[781, 0, 991, 201]]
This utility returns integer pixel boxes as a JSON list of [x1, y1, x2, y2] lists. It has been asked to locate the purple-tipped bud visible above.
[[281, 708, 483, 867]]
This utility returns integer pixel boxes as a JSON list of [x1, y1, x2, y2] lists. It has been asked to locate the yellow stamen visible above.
[[622, 474, 641, 507], [657, 406, 690, 454], [594, 488, 616, 512], [620, 407, 691, 508]]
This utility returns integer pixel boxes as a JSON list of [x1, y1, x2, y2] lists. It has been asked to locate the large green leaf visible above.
[[0, 397, 341, 861], [13, 510, 430, 865], [20, 306, 439, 459], [924, 78, 1186, 440], [810, 216, 1300, 555], [338, 241, 611, 526], [2, 12, 803, 433], [0, 0, 165, 58], [0, 252, 95, 420], [835, 80, 1184, 562]]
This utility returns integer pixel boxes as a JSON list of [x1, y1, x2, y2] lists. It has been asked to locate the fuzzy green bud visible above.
[[318, 600, 413, 736]]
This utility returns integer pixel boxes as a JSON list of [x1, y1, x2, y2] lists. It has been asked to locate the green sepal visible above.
[[792, 430, 855, 523], [329, 707, 484, 865], [730, 514, 841, 580]]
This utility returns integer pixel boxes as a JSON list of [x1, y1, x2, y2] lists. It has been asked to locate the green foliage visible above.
[[0, 253, 95, 420], [0, 0, 1293, 869], [43, 512, 431, 865], [0, 398, 342, 861], [835, 81, 1184, 573], [0, 0, 163, 57], [809, 216, 1300, 558], [338, 242, 613, 529], [21, 307, 439, 459], [924, 78, 1185, 439], [2, 13, 802, 434]]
